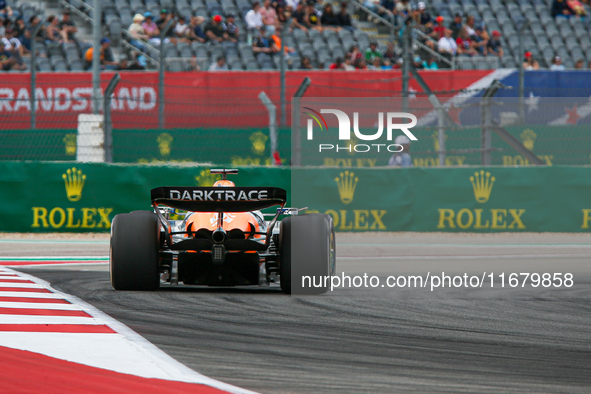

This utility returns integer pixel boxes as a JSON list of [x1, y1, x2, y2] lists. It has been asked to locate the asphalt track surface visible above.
[[5, 233, 591, 393]]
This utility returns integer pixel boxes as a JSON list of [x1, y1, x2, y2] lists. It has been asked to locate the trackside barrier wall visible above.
[[2, 161, 591, 233]]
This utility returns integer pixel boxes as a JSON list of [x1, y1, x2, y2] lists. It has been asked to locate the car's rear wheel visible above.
[[279, 213, 335, 295], [110, 211, 160, 291]]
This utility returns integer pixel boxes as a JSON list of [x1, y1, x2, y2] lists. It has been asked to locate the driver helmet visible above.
[[213, 179, 235, 187]]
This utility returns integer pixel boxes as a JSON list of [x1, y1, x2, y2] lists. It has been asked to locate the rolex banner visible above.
[[1, 161, 591, 233]]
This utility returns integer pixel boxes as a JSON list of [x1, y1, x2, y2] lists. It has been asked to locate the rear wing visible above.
[[151, 187, 287, 212]]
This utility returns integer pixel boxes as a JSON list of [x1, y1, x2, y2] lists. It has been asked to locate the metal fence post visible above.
[[481, 96, 492, 165], [437, 107, 446, 166], [518, 19, 530, 124], [92, 0, 102, 114], [402, 25, 411, 112], [279, 18, 292, 128], [291, 77, 311, 167], [159, 20, 174, 129], [258, 92, 277, 165], [30, 23, 43, 129], [103, 73, 121, 163]]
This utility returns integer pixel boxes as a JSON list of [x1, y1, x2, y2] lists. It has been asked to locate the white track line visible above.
[[0, 316, 103, 325], [0, 292, 65, 299], [0, 282, 45, 288], [339, 253, 591, 260], [1, 267, 258, 394], [0, 302, 83, 310]]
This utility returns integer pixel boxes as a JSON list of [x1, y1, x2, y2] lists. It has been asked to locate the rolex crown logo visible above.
[[157, 133, 173, 156], [520, 129, 537, 151], [62, 167, 86, 202], [431, 131, 447, 152], [250, 131, 268, 156], [63, 134, 77, 156], [335, 171, 358, 205], [195, 169, 221, 186], [470, 170, 495, 203]]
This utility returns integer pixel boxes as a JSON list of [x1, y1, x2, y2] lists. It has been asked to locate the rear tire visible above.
[[279, 213, 335, 295], [110, 211, 160, 290]]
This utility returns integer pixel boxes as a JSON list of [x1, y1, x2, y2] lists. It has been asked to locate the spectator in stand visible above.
[[45, 15, 64, 44], [0, 0, 13, 20], [209, 55, 228, 70], [84, 38, 118, 70], [129, 14, 148, 51], [550, 55, 565, 70], [464, 15, 476, 37], [456, 28, 477, 56], [29, 16, 44, 43], [259, 0, 278, 34], [330, 56, 345, 69], [246, 2, 264, 34], [155, 9, 176, 43], [417, 2, 432, 25], [291, 2, 308, 32], [253, 27, 278, 54], [225, 14, 239, 42], [205, 15, 226, 44], [433, 16, 446, 39], [486, 30, 503, 57], [175, 15, 191, 42], [337, 2, 354, 32], [348, 44, 363, 62], [383, 42, 396, 61], [321, 4, 341, 32], [379, 0, 395, 14], [305, 0, 322, 31], [2, 28, 27, 59], [382, 59, 392, 69], [300, 55, 313, 69], [449, 12, 463, 39], [364, 0, 380, 14], [396, 0, 412, 16], [365, 40, 382, 62], [14, 18, 25, 39], [343, 54, 355, 70], [189, 16, 207, 43], [59, 10, 77, 44], [142, 12, 161, 44], [575, 58, 584, 69], [277, 5, 288, 25], [368, 57, 382, 70], [569, 0, 588, 16], [551, 0, 575, 18], [412, 55, 423, 69], [588, 60, 591, 69], [472, 23, 488, 55], [523, 51, 539, 70], [438, 28, 458, 58], [353, 57, 367, 69], [17, 24, 32, 54], [419, 20, 437, 50], [422, 56, 438, 69], [0, 41, 23, 71]]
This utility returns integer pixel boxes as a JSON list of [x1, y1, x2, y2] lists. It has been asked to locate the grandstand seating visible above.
[[1, 0, 591, 71]]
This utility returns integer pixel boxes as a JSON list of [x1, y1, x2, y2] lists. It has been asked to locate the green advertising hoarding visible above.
[[1, 161, 591, 233]]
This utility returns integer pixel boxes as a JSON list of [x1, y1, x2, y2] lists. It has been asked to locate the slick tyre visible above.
[[279, 213, 336, 295], [110, 211, 160, 291]]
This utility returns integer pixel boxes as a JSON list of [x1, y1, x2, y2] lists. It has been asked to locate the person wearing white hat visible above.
[[129, 13, 149, 51], [388, 135, 413, 167]]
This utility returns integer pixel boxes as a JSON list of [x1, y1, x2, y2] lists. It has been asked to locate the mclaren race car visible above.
[[110, 169, 336, 294]]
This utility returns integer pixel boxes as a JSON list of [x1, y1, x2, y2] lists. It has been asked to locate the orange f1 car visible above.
[[110, 169, 336, 294]]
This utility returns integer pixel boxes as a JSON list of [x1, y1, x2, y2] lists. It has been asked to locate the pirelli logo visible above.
[[168, 189, 269, 201]]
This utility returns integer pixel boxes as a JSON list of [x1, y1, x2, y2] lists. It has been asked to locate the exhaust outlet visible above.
[[212, 228, 226, 244]]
